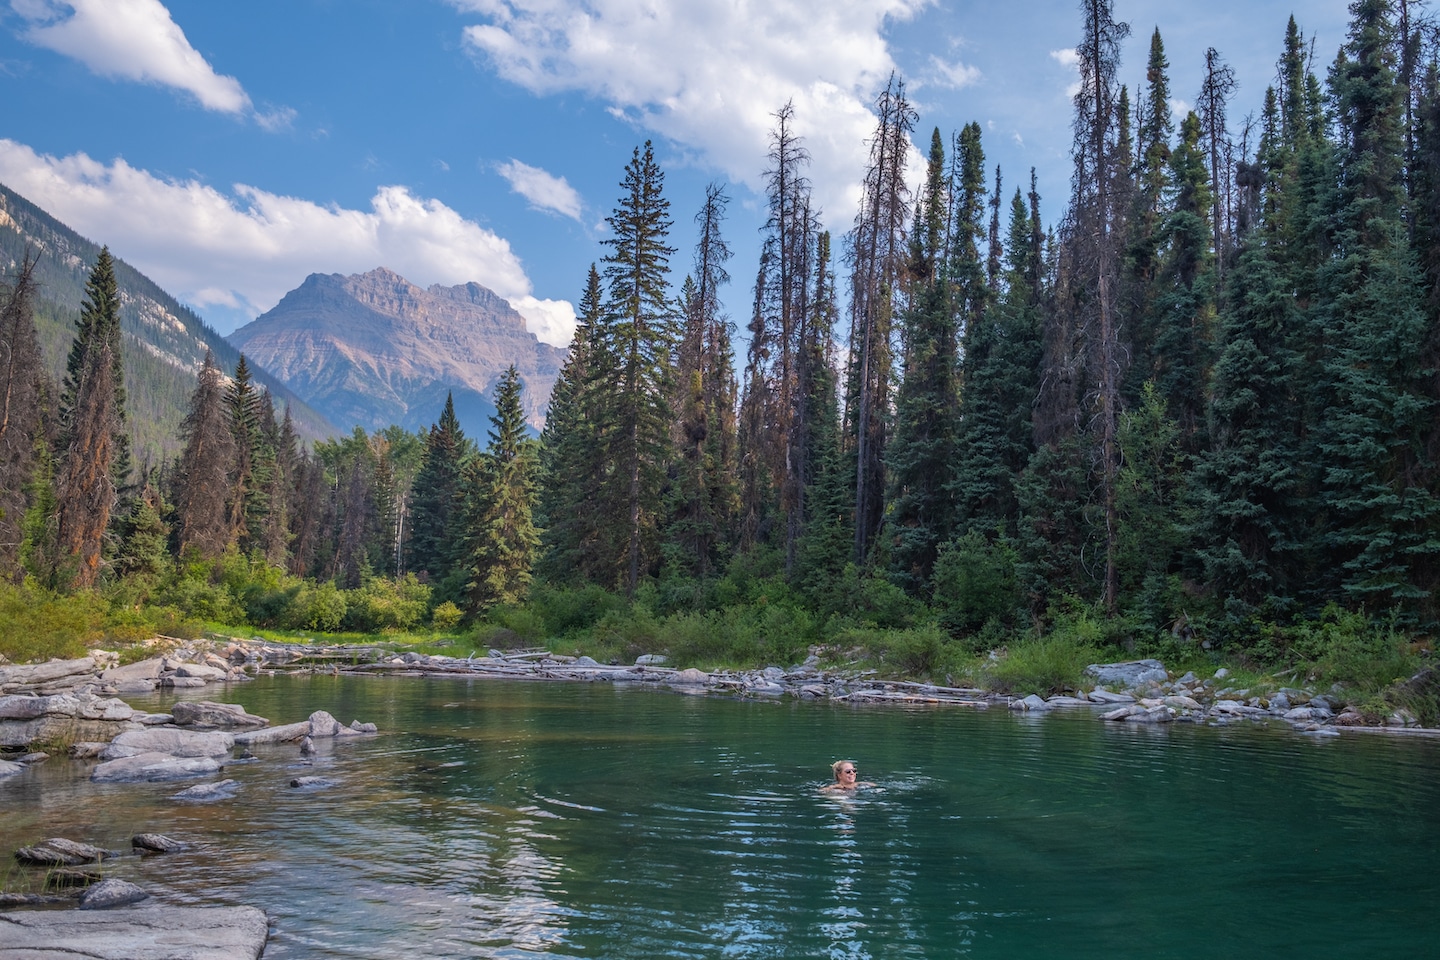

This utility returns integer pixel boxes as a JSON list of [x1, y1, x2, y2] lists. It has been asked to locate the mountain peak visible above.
[[229, 267, 565, 435]]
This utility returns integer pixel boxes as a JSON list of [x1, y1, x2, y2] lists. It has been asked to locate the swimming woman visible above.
[[821, 760, 876, 791]]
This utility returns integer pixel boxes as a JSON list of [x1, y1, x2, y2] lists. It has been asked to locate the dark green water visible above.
[[2, 674, 1437, 957]]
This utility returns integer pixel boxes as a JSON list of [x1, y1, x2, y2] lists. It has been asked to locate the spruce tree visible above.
[[408, 393, 467, 588], [55, 248, 127, 587], [0, 253, 43, 577], [887, 127, 959, 593], [174, 350, 235, 558], [538, 266, 610, 585], [464, 366, 540, 612], [599, 141, 676, 594]]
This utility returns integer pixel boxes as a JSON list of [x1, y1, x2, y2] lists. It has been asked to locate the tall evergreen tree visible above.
[[408, 393, 467, 589], [599, 141, 677, 594], [0, 253, 43, 578], [174, 350, 235, 558], [464, 366, 540, 612], [887, 127, 960, 593], [55, 248, 127, 587]]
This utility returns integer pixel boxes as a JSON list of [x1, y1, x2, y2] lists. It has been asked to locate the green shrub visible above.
[[0, 582, 105, 663], [531, 583, 625, 638], [280, 581, 347, 632], [487, 604, 546, 644], [431, 600, 463, 631], [932, 531, 1020, 637], [985, 631, 1101, 695], [342, 575, 430, 632]]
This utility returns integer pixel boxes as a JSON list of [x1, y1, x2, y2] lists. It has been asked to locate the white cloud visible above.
[[496, 158, 583, 220], [0, 138, 576, 346], [454, 0, 929, 230], [12, 0, 289, 125], [1170, 97, 1191, 118], [1050, 47, 1080, 99], [930, 55, 980, 90]]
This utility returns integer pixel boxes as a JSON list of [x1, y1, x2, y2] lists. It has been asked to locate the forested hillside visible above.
[[0, 182, 336, 464]]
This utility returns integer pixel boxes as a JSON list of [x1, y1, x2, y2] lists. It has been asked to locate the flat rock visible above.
[[0, 759, 23, 779], [233, 720, 309, 744], [100, 658, 165, 683], [0, 655, 102, 692], [132, 833, 191, 854], [1084, 660, 1168, 689], [170, 701, 268, 729], [91, 752, 222, 783], [173, 662, 230, 682], [0, 904, 269, 958], [160, 676, 209, 688], [170, 779, 240, 802], [102, 728, 235, 760], [14, 838, 117, 866], [1087, 689, 1136, 704], [671, 668, 709, 685]]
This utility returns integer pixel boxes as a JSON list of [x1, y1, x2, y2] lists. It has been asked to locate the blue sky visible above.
[[0, 0, 1351, 348]]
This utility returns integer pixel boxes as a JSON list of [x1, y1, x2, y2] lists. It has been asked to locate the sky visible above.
[[0, 0, 1354, 349]]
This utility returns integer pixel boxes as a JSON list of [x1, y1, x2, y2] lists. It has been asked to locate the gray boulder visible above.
[[1010, 694, 1052, 712], [99, 658, 165, 684], [0, 905, 269, 959], [290, 775, 337, 789], [14, 838, 117, 866], [0, 655, 104, 694], [635, 654, 669, 666], [91, 752, 222, 783], [102, 728, 234, 760], [0, 759, 23, 779], [79, 878, 150, 909], [170, 700, 268, 729], [173, 662, 230, 682], [1084, 659, 1169, 689], [1087, 689, 1136, 704]]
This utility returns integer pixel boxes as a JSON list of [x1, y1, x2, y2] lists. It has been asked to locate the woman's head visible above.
[[831, 760, 858, 783]]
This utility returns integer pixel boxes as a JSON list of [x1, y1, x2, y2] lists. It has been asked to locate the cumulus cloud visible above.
[[1170, 97, 1191, 118], [0, 138, 576, 346], [930, 55, 980, 90], [496, 158, 584, 220], [453, 0, 928, 229], [1050, 47, 1081, 99], [12, 0, 288, 125]]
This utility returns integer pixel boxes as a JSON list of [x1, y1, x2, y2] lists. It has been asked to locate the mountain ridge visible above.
[[228, 267, 567, 436]]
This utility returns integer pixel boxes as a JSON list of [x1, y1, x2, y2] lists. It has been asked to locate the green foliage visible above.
[[832, 624, 952, 679], [985, 629, 1102, 695], [430, 600, 463, 632], [931, 530, 1020, 637], [0, 581, 103, 662], [281, 581, 347, 632], [342, 574, 430, 633], [662, 602, 817, 669], [529, 583, 626, 638]]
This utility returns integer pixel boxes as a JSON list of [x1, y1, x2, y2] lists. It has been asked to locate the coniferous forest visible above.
[[2, 1, 1437, 720]]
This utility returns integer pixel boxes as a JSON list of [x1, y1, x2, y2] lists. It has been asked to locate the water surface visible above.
[[2, 674, 1436, 957]]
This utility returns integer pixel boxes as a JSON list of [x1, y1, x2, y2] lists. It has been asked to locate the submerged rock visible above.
[[170, 779, 240, 802], [91, 752, 222, 783]]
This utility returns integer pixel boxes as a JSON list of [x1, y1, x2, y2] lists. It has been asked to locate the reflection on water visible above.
[[2, 674, 1439, 957]]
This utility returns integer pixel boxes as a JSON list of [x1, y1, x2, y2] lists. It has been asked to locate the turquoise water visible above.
[[2, 673, 1437, 957]]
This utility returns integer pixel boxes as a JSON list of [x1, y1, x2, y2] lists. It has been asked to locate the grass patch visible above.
[[985, 632, 1101, 695]]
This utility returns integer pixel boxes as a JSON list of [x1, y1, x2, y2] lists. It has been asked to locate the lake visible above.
[[2, 673, 1437, 957]]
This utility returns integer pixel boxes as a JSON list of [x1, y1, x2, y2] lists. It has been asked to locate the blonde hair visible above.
[[831, 759, 856, 778]]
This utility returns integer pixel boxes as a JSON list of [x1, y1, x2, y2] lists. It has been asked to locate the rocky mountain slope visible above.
[[227, 267, 566, 435], [0, 182, 337, 461]]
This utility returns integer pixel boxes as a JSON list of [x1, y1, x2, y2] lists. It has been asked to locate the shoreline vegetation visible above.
[[3, 3, 1440, 741], [1, 570, 1436, 731]]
